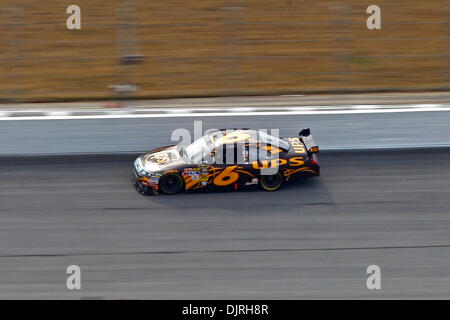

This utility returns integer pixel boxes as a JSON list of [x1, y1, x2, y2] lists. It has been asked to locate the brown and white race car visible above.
[[132, 128, 319, 195]]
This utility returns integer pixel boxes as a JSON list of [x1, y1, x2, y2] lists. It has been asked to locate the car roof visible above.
[[210, 129, 257, 144], [209, 129, 290, 150]]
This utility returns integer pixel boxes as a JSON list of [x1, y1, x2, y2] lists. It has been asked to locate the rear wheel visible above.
[[260, 172, 284, 191], [159, 173, 184, 195]]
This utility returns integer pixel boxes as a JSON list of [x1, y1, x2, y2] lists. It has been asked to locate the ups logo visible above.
[[287, 138, 306, 154], [252, 156, 304, 169]]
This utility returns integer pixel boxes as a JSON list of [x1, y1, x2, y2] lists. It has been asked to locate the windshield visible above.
[[183, 136, 213, 163]]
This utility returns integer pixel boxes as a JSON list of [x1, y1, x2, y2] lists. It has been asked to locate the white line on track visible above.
[[0, 104, 449, 121]]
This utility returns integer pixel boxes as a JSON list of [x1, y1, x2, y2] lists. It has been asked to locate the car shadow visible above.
[[137, 176, 336, 211]]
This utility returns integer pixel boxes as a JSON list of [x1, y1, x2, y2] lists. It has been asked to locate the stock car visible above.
[[132, 128, 320, 195]]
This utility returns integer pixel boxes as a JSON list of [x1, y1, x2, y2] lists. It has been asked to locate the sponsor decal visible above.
[[184, 168, 203, 180], [287, 137, 306, 154], [252, 157, 304, 169], [148, 176, 160, 185], [243, 148, 249, 162], [148, 151, 171, 164], [245, 177, 259, 186]]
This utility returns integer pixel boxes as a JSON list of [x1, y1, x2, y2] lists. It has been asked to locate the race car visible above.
[[132, 128, 320, 195]]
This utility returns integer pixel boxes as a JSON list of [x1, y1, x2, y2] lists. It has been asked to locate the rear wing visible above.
[[299, 128, 319, 153]]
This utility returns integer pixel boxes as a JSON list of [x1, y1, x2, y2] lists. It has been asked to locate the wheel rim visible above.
[[261, 173, 283, 190]]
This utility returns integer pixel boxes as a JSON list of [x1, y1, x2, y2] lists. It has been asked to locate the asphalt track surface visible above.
[[0, 148, 449, 299]]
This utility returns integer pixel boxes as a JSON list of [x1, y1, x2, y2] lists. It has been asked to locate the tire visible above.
[[159, 173, 184, 195], [260, 172, 284, 191]]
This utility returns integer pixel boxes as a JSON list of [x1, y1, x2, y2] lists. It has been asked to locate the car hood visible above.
[[139, 145, 184, 172]]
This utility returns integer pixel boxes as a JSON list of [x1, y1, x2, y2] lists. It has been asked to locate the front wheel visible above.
[[260, 172, 284, 191], [159, 173, 184, 195]]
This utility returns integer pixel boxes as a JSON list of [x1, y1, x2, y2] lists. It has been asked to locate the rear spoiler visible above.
[[299, 128, 319, 153]]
